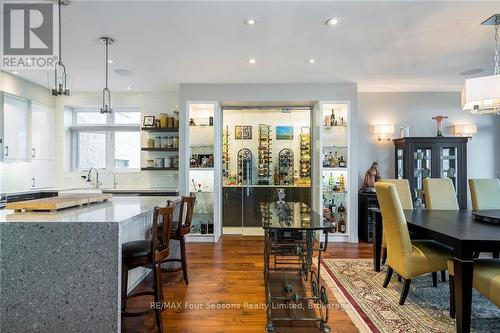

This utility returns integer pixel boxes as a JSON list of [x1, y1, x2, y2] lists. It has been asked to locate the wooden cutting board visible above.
[[6, 193, 113, 212]]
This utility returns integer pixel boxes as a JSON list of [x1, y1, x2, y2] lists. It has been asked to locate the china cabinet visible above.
[[393, 137, 469, 209]]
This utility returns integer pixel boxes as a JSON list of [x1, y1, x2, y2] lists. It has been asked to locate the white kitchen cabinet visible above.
[[31, 160, 55, 189], [2, 95, 29, 161], [31, 103, 55, 160]]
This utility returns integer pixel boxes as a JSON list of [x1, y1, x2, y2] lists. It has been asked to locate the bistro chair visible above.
[[469, 179, 500, 210], [447, 259, 500, 318], [161, 194, 196, 285], [375, 182, 453, 305], [121, 204, 175, 333], [423, 178, 459, 210]]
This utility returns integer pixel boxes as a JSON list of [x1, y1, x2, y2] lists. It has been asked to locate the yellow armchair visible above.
[[375, 182, 453, 305]]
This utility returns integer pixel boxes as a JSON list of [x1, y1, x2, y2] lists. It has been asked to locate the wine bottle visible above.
[[339, 215, 346, 233], [337, 203, 346, 213]]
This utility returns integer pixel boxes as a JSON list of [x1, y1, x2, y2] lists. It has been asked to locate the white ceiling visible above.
[[14, 0, 500, 92]]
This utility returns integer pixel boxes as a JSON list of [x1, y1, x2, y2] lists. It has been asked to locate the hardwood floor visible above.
[[122, 236, 372, 333]]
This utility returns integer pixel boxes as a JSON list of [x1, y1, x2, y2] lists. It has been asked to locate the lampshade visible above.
[[461, 74, 500, 114], [372, 125, 394, 141], [453, 124, 477, 136]]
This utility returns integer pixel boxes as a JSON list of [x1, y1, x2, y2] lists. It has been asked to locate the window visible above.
[[70, 107, 141, 170]]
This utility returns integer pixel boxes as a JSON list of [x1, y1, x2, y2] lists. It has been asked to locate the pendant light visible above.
[[462, 14, 500, 115], [99, 37, 114, 114], [50, 0, 71, 96]]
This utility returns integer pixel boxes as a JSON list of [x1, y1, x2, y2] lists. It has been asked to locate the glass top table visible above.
[[260, 202, 331, 230]]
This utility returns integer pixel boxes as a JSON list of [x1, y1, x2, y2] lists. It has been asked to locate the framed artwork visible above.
[[276, 126, 293, 140], [235, 126, 252, 139], [143, 116, 155, 127]]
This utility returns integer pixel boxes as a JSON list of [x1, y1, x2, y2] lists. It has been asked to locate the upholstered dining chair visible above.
[[447, 259, 500, 318], [423, 178, 459, 210], [375, 182, 453, 305], [469, 179, 500, 210]]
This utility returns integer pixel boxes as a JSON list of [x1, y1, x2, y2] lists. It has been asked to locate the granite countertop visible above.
[[0, 196, 177, 224]]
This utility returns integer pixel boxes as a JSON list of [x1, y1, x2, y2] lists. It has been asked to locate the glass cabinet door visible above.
[[396, 148, 404, 179], [413, 147, 432, 205], [440, 145, 458, 193]]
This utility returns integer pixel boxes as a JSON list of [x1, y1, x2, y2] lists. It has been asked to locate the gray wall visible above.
[[358, 91, 498, 208]]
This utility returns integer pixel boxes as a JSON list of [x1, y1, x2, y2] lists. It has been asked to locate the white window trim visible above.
[[70, 107, 141, 172]]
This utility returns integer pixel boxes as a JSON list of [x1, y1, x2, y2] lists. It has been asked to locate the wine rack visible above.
[[299, 128, 311, 179], [258, 124, 272, 185], [223, 125, 230, 178], [237, 148, 253, 185], [278, 148, 294, 185]]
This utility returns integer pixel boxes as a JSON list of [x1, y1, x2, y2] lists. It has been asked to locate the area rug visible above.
[[320, 259, 500, 333]]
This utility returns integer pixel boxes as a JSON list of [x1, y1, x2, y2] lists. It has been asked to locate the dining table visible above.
[[370, 208, 500, 333]]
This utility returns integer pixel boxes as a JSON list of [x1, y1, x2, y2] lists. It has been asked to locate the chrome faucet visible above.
[[86, 167, 102, 189]]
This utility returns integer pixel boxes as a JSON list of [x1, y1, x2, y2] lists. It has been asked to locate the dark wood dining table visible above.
[[370, 208, 500, 333]]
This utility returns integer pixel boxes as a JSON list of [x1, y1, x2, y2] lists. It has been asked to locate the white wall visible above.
[[54, 91, 180, 189], [0, 71, 56, 193], [358, 91, 498, 208]]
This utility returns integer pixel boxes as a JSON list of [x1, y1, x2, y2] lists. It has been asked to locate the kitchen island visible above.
[[0, 196, 177, 333]]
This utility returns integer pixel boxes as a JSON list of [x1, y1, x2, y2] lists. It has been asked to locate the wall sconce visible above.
[[373, 125, 394, 141], [453, 124, 477, 137]]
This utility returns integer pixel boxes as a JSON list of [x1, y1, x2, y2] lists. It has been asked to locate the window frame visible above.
[[70, 106, 141, 172]]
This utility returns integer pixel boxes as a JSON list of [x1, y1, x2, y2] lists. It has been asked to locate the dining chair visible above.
[[161, 194, 196, 285], [423, 178, 459, 210], [469, 179, 500, 210], [379, 179, 446, 284], [447, 259, 500, 318], [375, 182, 453, 305], [121, 204, 175, 333]]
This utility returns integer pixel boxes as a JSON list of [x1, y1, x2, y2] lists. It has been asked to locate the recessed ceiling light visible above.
[[244, 18, 257, 25], [125, 86, 132, 90], [248, 58, 256, 65], [11, 71, 18, 74], [114, 69, 135, 76], [308, 58, 316, 64], [460, 68, 484, 76], [108, 59, 114, 64], [325, 18, 339, 26]]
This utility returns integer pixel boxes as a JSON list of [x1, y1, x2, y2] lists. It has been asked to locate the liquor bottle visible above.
[[330, 109, 336, 126], [330, 217, 337, 233], [339, 156, 346, 168], [338, 214, 346, 233], [323, 154, 329, 167], [330, 199, 337, 214], [337, 203, 346, 213], [328, 173, 335, 187], [273, 167, 279, 185], [338, 174, 346, 192]]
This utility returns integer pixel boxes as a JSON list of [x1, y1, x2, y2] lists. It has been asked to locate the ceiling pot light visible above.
[[99, 37, 114, 114], [462, 14, 500, 115], [114, 69, 135, 77], [248, 58, 256, 65], [49, 0, 71, 96], [11, 71, 18, 75], [308, 58, 316, 64], [325, 18, 339, 26], [460, 68, 484, 76], [244, 18, 257, 25], [108, 59, 114, 64], [125, 86, 132, 90]]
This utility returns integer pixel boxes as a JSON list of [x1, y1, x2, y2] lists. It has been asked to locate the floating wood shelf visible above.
[[141, 167, 178, 171], [141, 148, 178, 152], [141, 127, 179, 132]]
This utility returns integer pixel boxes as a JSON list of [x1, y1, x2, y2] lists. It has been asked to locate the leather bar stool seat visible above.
[[122, 240, 152, 260]]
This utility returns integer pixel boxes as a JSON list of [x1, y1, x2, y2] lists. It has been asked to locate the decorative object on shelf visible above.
[[222, 126, 230, 178], [190, 154, 214, 168], [49, 0, 71, 96], [299, 128, 311, 182], [189, 118, 195, 126], [237, 148, 253, 185], [235, 125, 252, 139], [277, 188, 286, 204], [432, 115, 448, 137], [146, 159, 154, 168], [462, 14, 500, 115], [399, 126, 410, 138], [154, 119, 161, 127], [154, 158, 165, 168], [278, 148, 294, 185], [373, 124, 394, 141], [258, 124, 272, 185], [276, 126, 293, 140], [453, 124, 477, 137], [99, 37, 114, 114], [361, 161, 380, 193]]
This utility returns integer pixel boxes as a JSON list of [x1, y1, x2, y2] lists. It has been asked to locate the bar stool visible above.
[[161, 194, 196, 285], [121, 204, 175, 333]]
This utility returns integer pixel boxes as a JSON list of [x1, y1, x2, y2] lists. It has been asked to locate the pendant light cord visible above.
[[58, 0, 62, 64], [105, 38, 109, 90], [495, 21, 499, 75]]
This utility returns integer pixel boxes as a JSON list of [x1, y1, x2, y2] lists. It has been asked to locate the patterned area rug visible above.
[[320, 259, 500, 333]]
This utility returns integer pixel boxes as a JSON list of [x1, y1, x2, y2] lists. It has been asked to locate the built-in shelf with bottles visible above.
[[316, 102, 351, 241]]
